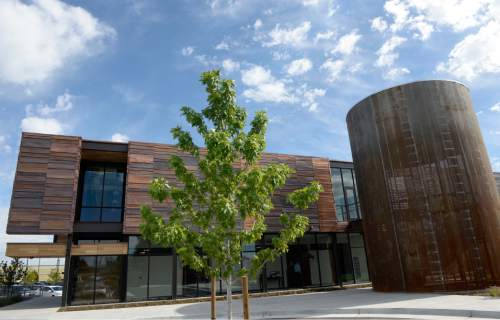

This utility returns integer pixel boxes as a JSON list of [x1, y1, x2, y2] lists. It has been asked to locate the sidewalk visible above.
[[1, 287, 499, 319]]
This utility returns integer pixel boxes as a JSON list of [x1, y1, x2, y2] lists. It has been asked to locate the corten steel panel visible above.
[[494, 172, 500, 195], [7, 133, 81, 234], [347, 80, 500, 292], [124, 141, 338, 234]]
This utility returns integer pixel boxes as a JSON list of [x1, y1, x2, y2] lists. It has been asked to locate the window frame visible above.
[[330, 163, 362, 222], [77, 161, 126, 223]]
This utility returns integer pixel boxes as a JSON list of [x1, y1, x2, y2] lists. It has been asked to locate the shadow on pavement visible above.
[[173, 288, 500, 319], [1, 296, 61, 311]]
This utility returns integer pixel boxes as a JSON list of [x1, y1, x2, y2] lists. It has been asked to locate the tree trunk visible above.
[[211, 275, 217, 320], [226, 275, 232, 320], [241, 275, 250, 320]]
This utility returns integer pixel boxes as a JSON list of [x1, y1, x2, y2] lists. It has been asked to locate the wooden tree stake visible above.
[[242, 275, 250, 320]]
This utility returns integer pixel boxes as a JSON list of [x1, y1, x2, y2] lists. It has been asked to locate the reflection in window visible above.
[[70, 255, 124, 305], [79, 163, 125, 222], [126, 236, 174, 301], [349, 233, 369, 283], [331, 165, 361, 221]]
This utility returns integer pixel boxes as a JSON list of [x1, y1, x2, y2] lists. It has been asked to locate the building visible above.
[[5, 133, 369, 306], [5, 80, 500, 305]]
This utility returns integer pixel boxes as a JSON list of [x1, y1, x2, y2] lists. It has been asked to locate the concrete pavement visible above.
[[1, 287, 499, 319]]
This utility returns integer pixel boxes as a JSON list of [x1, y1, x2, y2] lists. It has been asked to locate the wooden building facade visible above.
[[5, 132, 368, 306]]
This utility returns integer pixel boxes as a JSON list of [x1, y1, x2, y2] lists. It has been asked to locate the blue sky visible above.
[[1, 0, 500, 257]]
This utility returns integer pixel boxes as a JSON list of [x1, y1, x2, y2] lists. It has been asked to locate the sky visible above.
[[1, 0, 500, 259]]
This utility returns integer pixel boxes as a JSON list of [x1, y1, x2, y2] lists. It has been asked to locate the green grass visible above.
[[0, 296, 23, 307], [488, 286, 500, 298]]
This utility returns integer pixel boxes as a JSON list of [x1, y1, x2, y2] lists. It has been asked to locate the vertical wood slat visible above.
[[7, 132, 81, 234], [124, 142, 339, 234]]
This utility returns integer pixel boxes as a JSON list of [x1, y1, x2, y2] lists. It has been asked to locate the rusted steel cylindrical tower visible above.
[[347, 80, 500, 292]]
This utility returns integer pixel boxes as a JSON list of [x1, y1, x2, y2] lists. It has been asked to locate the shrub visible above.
[[488, 286, 500, 297]]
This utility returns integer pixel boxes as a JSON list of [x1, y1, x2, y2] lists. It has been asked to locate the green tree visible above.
[[24, 269, 39, 284], [47, 269, 62, 284], [140, 70, 323, 319], [0, 258, 27, 296]]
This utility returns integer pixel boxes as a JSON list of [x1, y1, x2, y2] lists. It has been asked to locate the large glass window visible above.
[[335, 233, 354, 284], [79, 163, 125, 222], [126, 236, 174, 301], [70, 255, 124, 305], [316, 234, 336, 285], [349, 233, 370, 283], [331, 165, 361, 221]]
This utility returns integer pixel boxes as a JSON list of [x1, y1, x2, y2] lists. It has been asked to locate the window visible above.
[[126, 236, 174, 301], [331, 165, 361, 221], [79, 163, 125, 222], [70, 255, 124, 305]]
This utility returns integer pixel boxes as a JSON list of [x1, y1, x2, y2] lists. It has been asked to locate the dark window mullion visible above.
[[99, 167, 107, 222], [350, 169, 360, 219], [339, 168, 348, 221]]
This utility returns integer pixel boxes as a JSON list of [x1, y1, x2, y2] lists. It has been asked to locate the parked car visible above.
[[40, 286, 63, 297]]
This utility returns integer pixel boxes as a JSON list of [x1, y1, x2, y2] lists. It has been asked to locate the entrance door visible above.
[[286, 245, 311, 288]]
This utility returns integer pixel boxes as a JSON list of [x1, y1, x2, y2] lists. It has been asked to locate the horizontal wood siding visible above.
[[124, 142, 337, 234], [6, 243, 66, 258], [7, 133, 81, 234], [71, 243, 128, 256]]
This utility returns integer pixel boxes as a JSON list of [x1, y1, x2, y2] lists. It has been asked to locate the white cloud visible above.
[[407, 16, 434, 41], [375, 36, 407, 68], [20, 92, 74, 134], [320, 59, 346, 82], [371, 17, 388, 33], [384, 67, 410, 80], [263, 21, 311, 47], [437, 21, 500, 81], [405, 0, 490, 32], [21, 117, 64, 134], [302, 0, 320, 6], [0, 136, 12, 153], [222, 59, 240, 73], [207, 0, 246, 16], [0, 0, 115, 85], [491, 102, 500, 112], [194, 54, 218, 66], [111, 133, 129, 142], [215, 41, 229, 50], [286, 58, 313, 76], [241, 65, 294, 103], [299, 86, 326, 112], [380, 0, 493, 42], [384, 0, 410, 32], [254, 19, 263, 30], [181, 46, 194, 56], [332, 30, 361, 55], [35, 92, 73, 115], [272, 51, 290, 61], [314, 30, 335, 43]]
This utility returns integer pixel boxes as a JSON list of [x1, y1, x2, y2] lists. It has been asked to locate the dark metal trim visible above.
[[62, 234, 72, 307], [73, 223, 123, 233], [82, 141, 128, 152]]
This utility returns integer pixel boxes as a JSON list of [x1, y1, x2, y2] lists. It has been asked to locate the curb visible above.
[[148, 308, 500, 319]]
